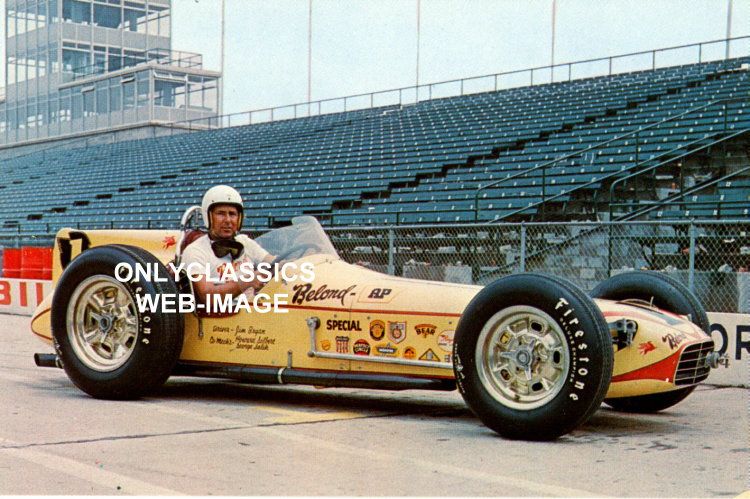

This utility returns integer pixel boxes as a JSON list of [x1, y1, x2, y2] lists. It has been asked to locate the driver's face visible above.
[[209, 204, 240, 239]]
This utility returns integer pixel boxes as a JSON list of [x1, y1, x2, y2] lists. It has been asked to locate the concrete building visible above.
[[0, 0, 220, 148]]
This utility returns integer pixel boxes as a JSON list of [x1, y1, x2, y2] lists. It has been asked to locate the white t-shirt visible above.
[[181, 234, 270, 298]]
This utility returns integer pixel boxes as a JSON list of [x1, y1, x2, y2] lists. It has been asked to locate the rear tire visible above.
[[454, 273, 613, 440], [591, 270, 707, 413], [51, 244, 183, 399]]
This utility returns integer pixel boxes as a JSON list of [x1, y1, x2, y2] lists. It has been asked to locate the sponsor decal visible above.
[[367, 288, 392, 299], [638, 341, 656, 355], [419, 349, 440, 362], [662, 332, 687, 350], [0, 279, 49, 316], [291, 284, 356, 306], [321, 339, 331, 351], [415, 323, 437, 338], [326, 319, 361, 331], [353, 339, 371, 356], [369, 320, 386, 341], [375, 342, 398, 357], [358, 286, 397, 304], [335, 336, 350, 354], [162, 235, 176, 249], [403, 346, 416, 359], [437, 330, 455, 352], [388, 321, 407, 344]]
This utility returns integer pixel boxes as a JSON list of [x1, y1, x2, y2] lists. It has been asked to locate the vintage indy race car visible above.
[[30, 211, 727, 440]]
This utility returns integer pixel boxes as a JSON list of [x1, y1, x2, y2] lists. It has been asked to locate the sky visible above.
[[2, 0, 750, 117]]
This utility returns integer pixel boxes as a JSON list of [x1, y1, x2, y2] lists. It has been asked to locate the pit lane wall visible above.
[[0, 276, 746, 386], [0, 278, 51, 316]]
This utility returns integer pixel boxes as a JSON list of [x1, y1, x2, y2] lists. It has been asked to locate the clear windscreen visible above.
[[254, 216, 339, 260]]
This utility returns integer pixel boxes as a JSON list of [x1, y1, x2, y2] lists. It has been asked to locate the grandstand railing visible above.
[[3, 219, 747, 313], [612, 163, 750, 221], [608, 111, 750, 219], [474, 97, 750, 222], [166, 35, 750, 132]]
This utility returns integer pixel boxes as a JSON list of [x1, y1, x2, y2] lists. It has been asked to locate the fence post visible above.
[[607, 223, 613, 275], [387, 228, 395, 276], [688, 221, 696, 292], [520, 223, 527, 272]]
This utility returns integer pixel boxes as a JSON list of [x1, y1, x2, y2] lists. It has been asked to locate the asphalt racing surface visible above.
[[1, 313, 747, 496]]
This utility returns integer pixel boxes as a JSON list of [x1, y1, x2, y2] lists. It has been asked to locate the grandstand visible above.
[[0, 37, 748, 312], [0, 43, 748, 236]]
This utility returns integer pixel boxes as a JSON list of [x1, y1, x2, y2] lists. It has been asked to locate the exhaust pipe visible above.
[[34, 353, 62, 368]]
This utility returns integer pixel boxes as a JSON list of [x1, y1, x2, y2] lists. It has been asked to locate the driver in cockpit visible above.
[[181, 185, 276, 304]]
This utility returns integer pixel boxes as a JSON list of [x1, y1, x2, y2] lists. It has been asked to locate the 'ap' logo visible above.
[[368, 288, 392, 299]]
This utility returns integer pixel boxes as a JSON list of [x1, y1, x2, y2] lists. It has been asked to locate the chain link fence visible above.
[[1, 220, 748, 313], [323, 220, 750, 314]]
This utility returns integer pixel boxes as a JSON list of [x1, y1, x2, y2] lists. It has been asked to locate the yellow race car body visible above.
[[29, 216, 721, 439]]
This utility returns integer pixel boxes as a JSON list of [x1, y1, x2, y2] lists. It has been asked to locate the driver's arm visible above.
[[191, 274, 263, 304], [262, 253, 275, 264]]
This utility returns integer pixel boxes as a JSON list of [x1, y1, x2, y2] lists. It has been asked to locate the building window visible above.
[[96, 81, 109, 114], [72, 92, 83, 120], [123, 4, 146, 33], [94, 48, 107, 74], [63, 0, 91, 24], [123, 78, 135, 109], [109, 82, 121, 111], [82, 88, 95, 117], [48, 97, 59, 124], [50, 0, 60, 23], [123, 49, 145, 68], [108, 47, 122, 71], [48, 43, 60, 74], [93, 3, 121, 29], [155, 78, 185, 108], [137, 72, 150, 107], [63, 49, 90, 76]]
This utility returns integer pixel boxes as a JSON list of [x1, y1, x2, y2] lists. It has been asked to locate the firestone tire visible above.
[[591, 270, 707, 413], [51, 244, 183, 399], [453, 273, 613, 440]]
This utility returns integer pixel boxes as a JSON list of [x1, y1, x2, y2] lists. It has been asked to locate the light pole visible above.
[[220, 0, 226, 120], [725, 0, 733, 59], [308, 0, 313, 104]]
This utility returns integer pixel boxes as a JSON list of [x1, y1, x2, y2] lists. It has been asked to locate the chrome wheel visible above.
[[66, 275, 139, 372], [475, 305, 569, 410]]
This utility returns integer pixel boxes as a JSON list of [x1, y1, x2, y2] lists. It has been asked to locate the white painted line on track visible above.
[[0, 438, 185, 495]]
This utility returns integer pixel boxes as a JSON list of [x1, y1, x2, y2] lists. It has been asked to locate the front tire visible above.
[[454, 273, 613, 440], [51, 244, 183, 399], [591, 270, 708, 413]]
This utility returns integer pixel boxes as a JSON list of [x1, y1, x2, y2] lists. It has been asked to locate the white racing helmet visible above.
[[201, 185, 244, 231]]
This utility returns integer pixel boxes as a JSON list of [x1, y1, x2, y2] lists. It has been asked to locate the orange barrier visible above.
[[2, 248, 22, 278], [20, 247, 53, 280]]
